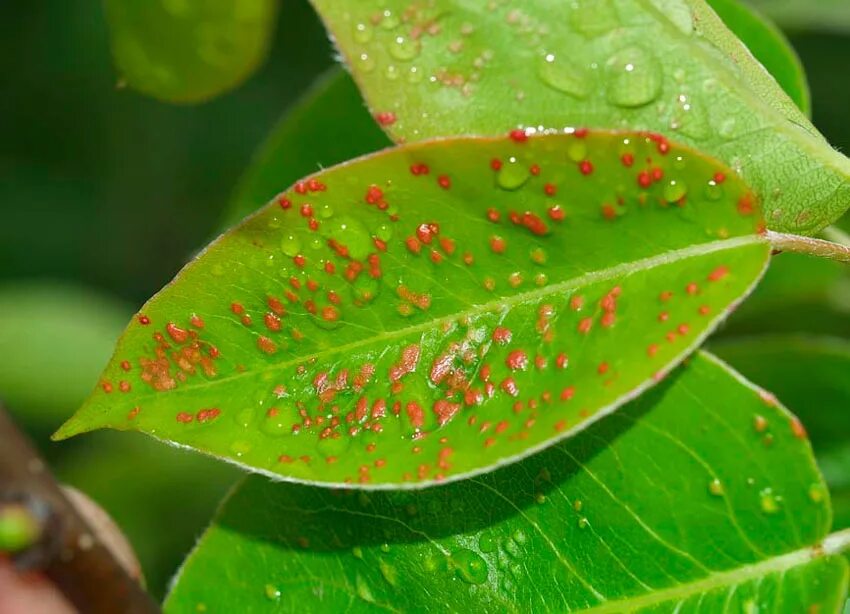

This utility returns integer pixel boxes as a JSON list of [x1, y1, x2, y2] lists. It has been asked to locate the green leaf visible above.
[[164, 352, 848, 612], [0, 281, 131, 427], [746, 0, 850, 34], [310, 0, 850, 234], [222, 69, 391, 228], [711, 335, 850, 528], [55, 131, 769, 487], [707, 0, 810, 114], [104, 0, 278, 103]]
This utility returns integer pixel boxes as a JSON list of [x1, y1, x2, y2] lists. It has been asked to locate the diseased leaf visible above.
[[222, 69, 390, 228], [165, 352, 848, 612], [712, 335, 850, 528], [55, 131, 769, 488], [707, 0, 810, 114], [104, 0, 278, 103], [310, 0, 850, 234]]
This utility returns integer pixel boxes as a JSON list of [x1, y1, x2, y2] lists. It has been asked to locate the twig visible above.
[[766, 230, 850, 264], [0, 404, 160, 613]]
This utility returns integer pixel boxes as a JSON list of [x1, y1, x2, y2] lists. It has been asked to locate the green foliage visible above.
[[103, 0, 278, 103], [747, 0, 850, 34], [166, 353, 846, 612], [310, 0, 850, 234], [707, 0, 810, 113], [57, 132, 769, 487]]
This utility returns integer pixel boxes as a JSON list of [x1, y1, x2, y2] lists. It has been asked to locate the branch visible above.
[[0, 404, 160, 613], [766, 230, 850, 264]]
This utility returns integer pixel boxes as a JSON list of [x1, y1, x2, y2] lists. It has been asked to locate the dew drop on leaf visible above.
[[759, 488, 781, 514], [280, 233, 301, 257], [355, 574, 375, 603], [605, 45, 662, 108], [708, 478, 724, 497], [353, 22, 373, 44], [496, 157, 530, 191], [477, 533, 496, 554], [538, 53, 590, 99], [663, 180, 687, 203], [570, 0, 619, 37], [389, 36, 420, 62], [450, 548, 489, 585], [264, 584, 281, 601]]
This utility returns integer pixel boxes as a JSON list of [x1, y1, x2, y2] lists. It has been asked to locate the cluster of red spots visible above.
[[637, 166, 665, 189], [492, 326, 512, 344], [601, 203, 618, 220], [529, 164, 541, 176], [120, 360, 131, 371], [536, 304, 554, 342], [490, 158, 503, 171], [599, 286, 621, 328], [508, 210, 548, 236], [437, 175, 451, 190], [278, 196, 291, 209], [544, 183, 557, 196], [397, 285, 431, 313], [621, 153, 635, 167], [374, 111, 396, 126], [577, 317, 593, 335], [548, 205, 565, 221], [364, 185, 389, 210], [410, 162, 430, 175], [570, 295, 584, 311], [278, 455, 311, 465], [101, 381, 113, 393], [389, 344, 421, 384], [560, 386, 575, 401], [176, 407, 221, 424], [645, 132, 670, 155], [138, 315, 151, 325], [509, 128, 528, 143], [166, 322, 190, 344], [119, 380, 131, 393], [140, 324, 218, 392], [713, 172, 726, 184], [597, 362, 609, 375], [790, 417, 807, 439], [292, 178, 326, 194], [698, 305, 711, 316], [433, 399, 461, 426], [578, 160, 594, 175]]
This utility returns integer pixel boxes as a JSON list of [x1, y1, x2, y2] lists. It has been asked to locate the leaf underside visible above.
[[164, 353, 846, 613], [56, 131, 769, 488], [310, 0, 850, 234], [104, 0, 278, 104]]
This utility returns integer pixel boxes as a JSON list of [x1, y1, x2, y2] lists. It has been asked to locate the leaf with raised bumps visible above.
[[164, 353, 848, 612], [310, 0, 850, 234], [55, 131, 769, 488], [104, 0, 278, 103]]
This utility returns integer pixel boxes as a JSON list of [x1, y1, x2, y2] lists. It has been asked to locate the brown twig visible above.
[[0, 404, 160, 613]]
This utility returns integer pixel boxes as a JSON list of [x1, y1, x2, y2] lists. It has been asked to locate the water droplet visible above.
[[567, 140, 587, 162], [351, 275, 381, 306], [380, 543, 390, 553], [503, 537, 522, 558], [577, 517, 589, 529], [759, 488, 781, 514], [356, 53, 376, 73], [663, 180, 687, 203], [670, 93, 709, 139], [355, 574, 375, 603], [322, 215, 372, 260], [375, 223, 393, 242], [379, 559, 398, 586], [809, 483, 826, 504], [497, 157, 530, 191], [708, 478, 724, 497], [384, 64, 399, 80], [570, 0, 619, 37], [407, 66, 423, 83], [705, 180, 724, 201], [512, 529, 528, 546], [379, 9, 400, 29], [390, 36, 420, 62], [451, 548, 488, 584], [264, 584, 281, 601], [280, 233, 301, 257], [233, 407, 255, 429], [353, 22, 373, 44], [317, 434, 351, 458], [478, 533, 497, 553], [230, 440, 252, 457], [318, 203, 334, 219], [538, 53, 590, 99], [606, 45, 662, 108]]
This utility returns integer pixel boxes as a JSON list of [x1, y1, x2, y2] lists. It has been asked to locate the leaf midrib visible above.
[[102, 235, 766, 408], [579, 529, 848, 613]]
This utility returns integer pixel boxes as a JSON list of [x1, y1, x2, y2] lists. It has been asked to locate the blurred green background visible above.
[[1, 0, 849, 600]]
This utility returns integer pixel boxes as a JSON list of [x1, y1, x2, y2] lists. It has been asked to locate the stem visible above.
[[0, 404, 160, 614], [766, 231, 850, 264]]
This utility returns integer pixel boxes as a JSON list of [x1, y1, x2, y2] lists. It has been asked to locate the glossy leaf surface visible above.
[[104, 0, 277, 103], [165, 353, 847, 612], [56, 132, 769, 487], [222, 70, 390, 228], [311, 0, 850, 234], [707, 0, 810, 114], [713, 335, 850, 528]]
